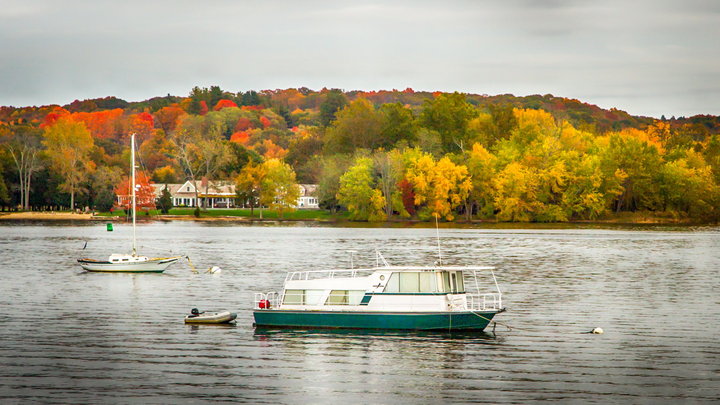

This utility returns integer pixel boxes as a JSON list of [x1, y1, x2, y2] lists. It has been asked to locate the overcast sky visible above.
[[1, 0, 718, 118]]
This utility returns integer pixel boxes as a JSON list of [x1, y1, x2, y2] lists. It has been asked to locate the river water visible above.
[[0, 221, 718, 403]]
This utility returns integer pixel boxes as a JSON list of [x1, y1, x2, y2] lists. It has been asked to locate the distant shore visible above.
[[0, 210, 712, 226]]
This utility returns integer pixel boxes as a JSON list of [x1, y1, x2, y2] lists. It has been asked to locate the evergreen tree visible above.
[[157, 185, 173, 214]]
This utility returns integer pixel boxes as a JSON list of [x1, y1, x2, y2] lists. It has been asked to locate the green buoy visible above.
[[106, 223, 113, 231]]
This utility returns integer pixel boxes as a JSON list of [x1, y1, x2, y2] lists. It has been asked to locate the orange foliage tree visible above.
[[114, 171, 156, 210], [230, 131, 250, 145], [154, 104, 186, 133], [214, 99, 238, 111], [69, 109, 125, 139]]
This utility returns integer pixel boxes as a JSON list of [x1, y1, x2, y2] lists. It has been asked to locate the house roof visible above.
[[151, 181, 236, 197]]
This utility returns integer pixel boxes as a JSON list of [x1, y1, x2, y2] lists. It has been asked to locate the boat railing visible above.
[[284, 265, 498, 282], [284, 268, 375, 282], [254, 292, 280, 309], [466, 292, 502, 311]]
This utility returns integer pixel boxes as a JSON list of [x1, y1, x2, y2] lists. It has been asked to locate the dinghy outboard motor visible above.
[[190, 308, 200, 318]]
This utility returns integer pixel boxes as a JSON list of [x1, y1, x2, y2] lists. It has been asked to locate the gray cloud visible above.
[[0, 0, 717, 118]]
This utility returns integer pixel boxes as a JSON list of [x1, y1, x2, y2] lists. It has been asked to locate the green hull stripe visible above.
[[253, 310, 497, 331]]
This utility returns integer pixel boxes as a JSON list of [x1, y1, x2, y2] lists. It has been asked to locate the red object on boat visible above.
[[258, 299, 270, 309]]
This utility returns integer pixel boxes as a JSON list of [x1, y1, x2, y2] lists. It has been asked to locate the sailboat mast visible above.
[[131, 133, 137, 256]]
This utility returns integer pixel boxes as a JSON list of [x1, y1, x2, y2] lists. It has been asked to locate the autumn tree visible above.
[[405, 154, 471, 220], [492, 162, 539, 222], [115, 171, 156, 210], [0, 125, 44, 210], [235, 161, 266, 216], [260, 159, 300, 219], [373, 149, 404, 218], [463, 143, 497, 219], [42, 118, 95, 211]]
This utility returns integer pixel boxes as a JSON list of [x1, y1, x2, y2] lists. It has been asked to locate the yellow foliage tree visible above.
[[406, 154, 471, 221], [42, 118, 95, 211], [492, 162, 539, 222], [260, 158, 300, 219]]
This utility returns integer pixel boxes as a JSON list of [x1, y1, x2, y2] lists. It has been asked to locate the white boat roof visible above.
[[297, 265, 496, 274]]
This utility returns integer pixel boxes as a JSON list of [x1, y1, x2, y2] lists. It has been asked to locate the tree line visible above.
[[1, 87, 719, 222]]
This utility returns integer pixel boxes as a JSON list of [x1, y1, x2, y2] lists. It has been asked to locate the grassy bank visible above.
[[95, 208, 347, 221]]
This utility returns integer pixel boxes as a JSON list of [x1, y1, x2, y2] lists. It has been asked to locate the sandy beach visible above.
[[0, 212, 94, 220]]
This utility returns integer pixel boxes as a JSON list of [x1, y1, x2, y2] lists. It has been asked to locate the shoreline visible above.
[[0, 211, 713, 227]]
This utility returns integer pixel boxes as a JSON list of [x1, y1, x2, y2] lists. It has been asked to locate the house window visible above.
[[187, 186, 190, 191]]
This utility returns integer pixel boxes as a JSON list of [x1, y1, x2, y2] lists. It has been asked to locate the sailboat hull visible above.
[[77, 257, 181, 273]]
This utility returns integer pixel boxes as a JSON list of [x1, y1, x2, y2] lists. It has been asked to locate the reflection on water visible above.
[[0, 221, 718, 403]]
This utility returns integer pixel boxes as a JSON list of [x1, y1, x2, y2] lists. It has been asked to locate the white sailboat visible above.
[[78, 133, 183, 273]]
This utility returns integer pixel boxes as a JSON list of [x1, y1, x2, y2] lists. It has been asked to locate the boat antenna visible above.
[[435, 214, 442, 266], [131, 133, 137, 256]]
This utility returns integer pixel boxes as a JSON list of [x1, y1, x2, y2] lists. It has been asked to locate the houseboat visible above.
[[253, 253, 504, 331]]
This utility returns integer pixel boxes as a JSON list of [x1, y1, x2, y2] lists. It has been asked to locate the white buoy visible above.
[[208, 266, 222, 274], [591, 327, 604, 334]]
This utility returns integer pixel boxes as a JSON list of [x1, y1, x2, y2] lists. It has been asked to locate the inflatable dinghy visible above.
[[184, 308, 237, 324]]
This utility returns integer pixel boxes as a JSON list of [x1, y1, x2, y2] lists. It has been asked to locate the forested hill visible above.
[[1, 87, 720, 223], [1, 88, 719, 136]]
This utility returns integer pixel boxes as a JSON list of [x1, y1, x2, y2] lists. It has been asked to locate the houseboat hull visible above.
[[253, 309, 499, 331]]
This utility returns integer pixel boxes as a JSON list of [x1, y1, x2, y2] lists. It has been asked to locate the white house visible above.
[[296, 184, 319, 209], [152, 180, 320, 210], [153, 179, 236, 208]]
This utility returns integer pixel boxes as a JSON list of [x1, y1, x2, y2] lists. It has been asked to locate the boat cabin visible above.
[[108, 254, 149, 263]]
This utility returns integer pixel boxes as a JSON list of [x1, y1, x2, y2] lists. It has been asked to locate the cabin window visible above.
[[384, 272, 439, 293], [441, 271, 465, 293], [326, 290, 348, 305], [384, 273, 399, 292], [325, 290, 364, 305], [456, 272, 465, 292], [399, 272, 420, 292], [442, 272, 451, 292], [419, 272, 437, 292], [283, 289, 304, 305], [122, 258, 128, 262]]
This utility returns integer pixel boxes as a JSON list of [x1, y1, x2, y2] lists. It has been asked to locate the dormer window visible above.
[[187, 186, 190, 191]]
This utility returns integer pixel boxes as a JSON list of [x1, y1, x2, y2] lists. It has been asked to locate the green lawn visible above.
[[97, 208, 346, 220]]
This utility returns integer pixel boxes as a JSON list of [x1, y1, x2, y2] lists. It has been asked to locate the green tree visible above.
[[319, 89, 348, 126], [337, 157, 385, 221], [155, 184, 172, 214], [0, 159, 10, 207], [317, 154, 353, 212], [42, 119, 95, 211], [324, 99, 383, 154], [419, 92, 478, 153], [90, 165, 121, 211], [379, 103, 417, 147]]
